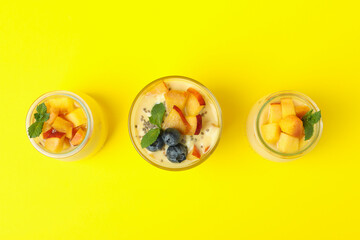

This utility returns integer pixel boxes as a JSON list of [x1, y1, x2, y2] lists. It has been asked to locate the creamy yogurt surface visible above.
[[130, 77, 221, 169]]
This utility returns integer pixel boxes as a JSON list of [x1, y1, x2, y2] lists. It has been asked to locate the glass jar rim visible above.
[[25, 90, 93, 159], [255, 90, 323, 158], [128, 75, 223, 171]]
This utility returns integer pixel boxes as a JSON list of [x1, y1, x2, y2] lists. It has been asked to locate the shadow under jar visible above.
[[246, 91, 323, 162], [26, 91, 108, 161], [129, 76, 222, 171]]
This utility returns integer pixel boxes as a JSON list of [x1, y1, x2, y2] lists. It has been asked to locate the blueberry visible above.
[[166, 143, 188, 163], [162, 128, 181, 146], [146, 133, 165, 152]]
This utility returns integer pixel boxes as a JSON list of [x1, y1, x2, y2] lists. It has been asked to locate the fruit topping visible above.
[[162, 128, 181, 146], [47, 97, 74, 114], [277, 132, 299, 153], [166, 143, 188, 163], [146, 132, 165, 152], [52, 117, 73, 139], [188, 145, 201, 160], [184, 88, 205, 116], [261, 123, 281, 144], [44, 135, 66, 153], [164, 90, 188, 111], [281, 98, 296, 118], [43, 128, 65, 139], [65, 108, 87, 127], [147, 81, 169, 95], [162, 105, 190, 134], [295, 105, 310, 119], [70, 128, 86, 146], [269, 103, 282, 123], [279, 115, 304, 138], [185, 114, 202, 135], [46, 108, 59, 125]]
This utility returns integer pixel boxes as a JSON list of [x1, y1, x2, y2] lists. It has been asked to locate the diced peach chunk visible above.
[[63, 138, 71, 150], [184, 88, 205, 116], [52, 117, 73, 139], [269, 103, 282, 123], [295, 105, 310, 119], [188, 145, 201, 160], [70, 128, 86, 146], [47, 97, 74, 114], [46, 108, 59, 125], [164, 90, 188, 111], [65, 108, 87, 127], [45, 136, 65, 153], [281, 98, 296, 118], [43, 128, 65, 139], [185, 115, 202, 135], [277, 133, 299, 153], [279, 115, 304, 138], [162, 105, 190, 134], [261, 123, 281, 144], [147, 81, 169, 95]]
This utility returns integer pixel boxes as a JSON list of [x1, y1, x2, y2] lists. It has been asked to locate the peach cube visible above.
[[47, 97, 74, 114], [295, 105, 310, 119], [279, 115, 304, 138], [281, 98, 296, 118], [269, 103, 282, 123], [45, 136, 65, 153], [70, 128, 86, 146], [185, 115, 202, 135], [261, 123, 281, 144], [184, 88, 206, 116], [65, 108, 87, 127], [52, 117, 73, 139], [147, 81, 169, 95], [164, 90, 188, 111], [162, 106, 190, 134], [277, 133, 299, 153]]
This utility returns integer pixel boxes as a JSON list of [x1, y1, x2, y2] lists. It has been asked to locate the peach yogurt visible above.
[[129, 76, 222, 170], [26, 91, 107, 161], [246, 91, 323, 162]]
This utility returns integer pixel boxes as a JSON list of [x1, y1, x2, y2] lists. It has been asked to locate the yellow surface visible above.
[[1, 0, 360, 239]]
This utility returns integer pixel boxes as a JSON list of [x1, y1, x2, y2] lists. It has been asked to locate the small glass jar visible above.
[[246, 91, 323, 162], [128, 76, 222, 170], [26, 91, 108, 161]]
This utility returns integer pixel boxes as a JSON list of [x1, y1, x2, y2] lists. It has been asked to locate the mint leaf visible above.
[[28, 103, 50, 138], [302, 110, 321, 140], [28, 121, 44, 138], [302, 109, 313, 121], [149, 103, 166, 128], [141, 128, 161, 148], [308, 111, 321, 124], [36, 103, 47, 114], [303, 121, 314, 141]]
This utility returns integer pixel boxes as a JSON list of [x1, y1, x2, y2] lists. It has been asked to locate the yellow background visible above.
[[1, 0, 360, 239]]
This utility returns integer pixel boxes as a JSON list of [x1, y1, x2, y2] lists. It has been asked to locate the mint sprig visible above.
[[302, 110, 321, 140], [141, 128, 161, 148], [149, 103, 166, 128], [28, 103, 50, 138], [141, 103, 166, 148]]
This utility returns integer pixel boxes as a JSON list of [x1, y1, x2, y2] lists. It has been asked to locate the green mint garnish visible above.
[[149, 103, 166, 128], [302, 110, 321, 140], [141, 103, 166, 148], [141, 128, 161, 148], [28, 103, 50, 138]]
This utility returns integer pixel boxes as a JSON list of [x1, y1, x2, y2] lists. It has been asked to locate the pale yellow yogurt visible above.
[[129, 76, 222, 170]]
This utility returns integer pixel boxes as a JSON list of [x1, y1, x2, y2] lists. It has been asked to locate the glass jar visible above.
[[26, 91, 108, 161], [128, 76, 222, 170], [246, 91, 323, 162]]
